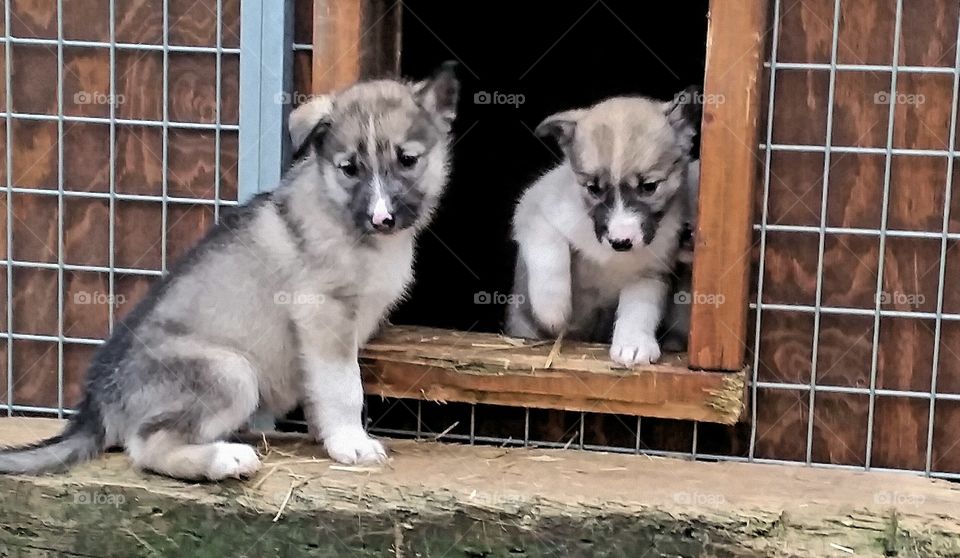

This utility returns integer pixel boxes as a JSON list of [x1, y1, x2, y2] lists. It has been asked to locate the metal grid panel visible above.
[[2, 1, 239, 417]]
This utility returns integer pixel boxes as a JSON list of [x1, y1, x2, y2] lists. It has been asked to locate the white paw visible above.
[[610, 336, 662, 366], [206, 443, 262, 480], [531, 298, 571, 335], [324, 430, 388, 466]]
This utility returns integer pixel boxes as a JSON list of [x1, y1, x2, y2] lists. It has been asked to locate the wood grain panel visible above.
[[888, 156, 947, 232], [115, 0, 163, 44], [292, 51, 313, 108], [166, 203, 215, 262], [688, 0, 769, 371], [776, 0, 833, 64], [11, 193, 56, 262], [113, 272, 153, 321], [168, 53, 218, 124], [294, 0, 313, 45], [63, 343, 94, 407], [771, 69, 829, 146], [871, 396, 928, 470], [761, 231, 818, 306], [10, 340, 57, 408], [951, 163, 960, 234], [826, 152, 884, 229], [882, 237, 940, 314], [12, 267, 56, 334], [766, 150, 823, 227], [811, 391, 868, 465], [816, 313, 873, 388], [10, 0, 56, 39], [311, 0, 402, 93], [63, 197, 109, 266], [220, 54, 240, 125], [63, 270, 110, 339], [836, 0, 896, 65], [62, 0, 109, 42], [754, 387, 809, 462], [115, 50, 163, 121], [931, 400, 960, 474], [219, 131, 238, 202], [11, 119, 57, 189], [877, 317, 935, 392], [944, 240, 960, 315], [11, 44, 57, 115], [936, 320, 960, 394], [820, 233, 879, 309], [168, 129, 217, 199], [114, 200, 162, 270], [115, 125, 163, 196], [899, 0, 959, 68], [756, 309, 813, 384], [830, 70, 890, 149], [893, 72, 955, 151], [169, 0, 239, 47], [63, 122, 110, 193]]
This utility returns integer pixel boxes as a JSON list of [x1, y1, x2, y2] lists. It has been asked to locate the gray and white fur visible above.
[[0, 62, 460, 480], [506, 89, 700, 365]]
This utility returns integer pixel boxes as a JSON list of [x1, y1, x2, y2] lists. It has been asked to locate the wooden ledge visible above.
[[360, 326, 747, 425], [2, 419, 959, 557]]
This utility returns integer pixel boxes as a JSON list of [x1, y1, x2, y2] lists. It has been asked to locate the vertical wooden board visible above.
[[168, 129, 217, 199], [871, 396, 929, 470], [830, 70, 891, 149], [888, 156, 947, 232], [753, 387, 809, 462], [63, 270, 110, 339], [168, 0, 220, 47], [811, 391, 868, 465], [11, 267, 56, 335], [950, 162, 960, 234], [943, 240, 960, 315], [222, 0, 240, 48], [898, 0, 959, 68], [892, 72, 955, 151], [825, 152, 885, 229], [63, 197, 110, 266], [820, 233, 879, 309], [931, 400, 960, 474], [11, 119, 57, 189], [114, 125, 163, 196], [10, 340, 57, 407], [115, 50, 163, 121], [771, 69, 829, 146], [776, 0, 834, 64], [166, 204, 214, 262], [937, 320, 960, 394], [760, 231, 818, 306], [876, 317, 935, 392], [11, 193, 57, 263], [220, 54, 240, 125], [766, 150, 823, 227], [312, 0, 361, 93], [63, 343, 94, 406], [168, 53, 218, 124], [881, 237, 940, 314], [0, 44, 6, 114], [10, 44, 57, 115], [114, 200, 162, 270], [219, 131, 239, 202], [816, 313, 873, 387], [63, 122, 111, 192], [62, 0, 109, 42], [836, 0, 896, 65], [294, 0, 313, 45], [10, 0, 56, 39], [293, 51, 313, 106], [115, 0, 163, 44], [113, 273, 153, 321], [357, 0, 401, 80], [756, 309, 813, 384]]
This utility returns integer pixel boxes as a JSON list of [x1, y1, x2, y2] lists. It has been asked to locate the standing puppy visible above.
[[0, 62, 459, 480], [506, 89, 699, 366]]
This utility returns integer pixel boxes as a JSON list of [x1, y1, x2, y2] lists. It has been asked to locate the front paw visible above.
[[531, 297, 571, 335], [610, 336, 662, 366], [323, 429, 388, 466]]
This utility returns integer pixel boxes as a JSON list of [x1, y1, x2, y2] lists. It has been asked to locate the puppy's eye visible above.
[[337, 159, 358, 178], [398, 151, 420, 169], [641, 181, 659, 194], [584, 179, 603, 197]]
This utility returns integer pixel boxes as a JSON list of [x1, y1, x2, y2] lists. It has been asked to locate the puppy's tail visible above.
[[0, 401, 105, 474]]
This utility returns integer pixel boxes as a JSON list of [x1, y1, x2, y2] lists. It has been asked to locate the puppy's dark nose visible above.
[[610, 238, 633, 252], [372, 215, 395, 232]]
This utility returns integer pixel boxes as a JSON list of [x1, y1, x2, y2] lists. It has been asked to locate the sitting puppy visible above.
[[506, 89, 700, 366], [0, 62, 460, 480]]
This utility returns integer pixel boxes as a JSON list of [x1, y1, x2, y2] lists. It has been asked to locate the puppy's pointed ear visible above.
[[665, 85, 702, 131], [535, 109, 586, 148], [289, 95, 333, 157], [415, 61, 460, 129]]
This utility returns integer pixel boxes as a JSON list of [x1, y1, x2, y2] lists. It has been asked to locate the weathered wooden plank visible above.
[[688, 0, 770, 371], [311, 0, 401, 94], [361, 326, 746, 425]]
